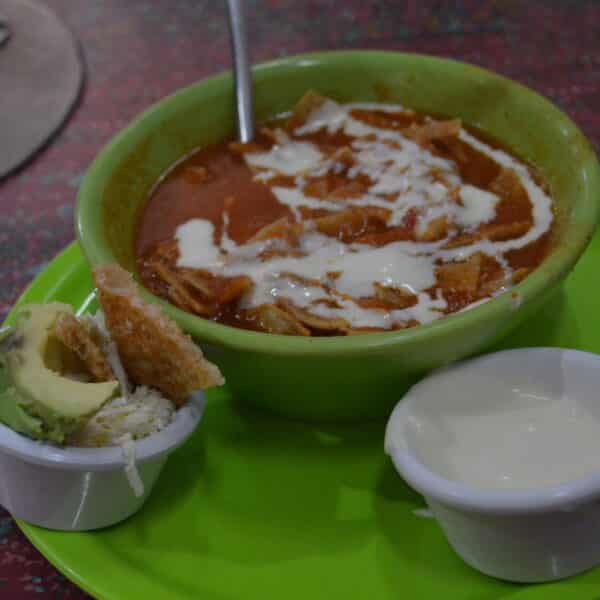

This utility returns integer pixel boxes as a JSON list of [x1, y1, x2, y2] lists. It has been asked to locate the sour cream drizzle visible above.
[[175, 101, 553, 329]]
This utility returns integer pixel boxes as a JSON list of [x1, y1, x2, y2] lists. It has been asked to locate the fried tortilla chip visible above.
[[328, 179, 371, 200], [442, 231, 481, 249], [248, 217, 303, 245], [302, 173, 372, 201], [183, 165, 212, 183], [348, 108, 416, 131], [477, 256, 508, 297], [476, 265, 530, 298], [228, 140, 266, 154], [277, 300, 349, 333], [302, 177, 330, 199], [346, 327, 386, 336], [178, 268, 215, 299], [93, 264, 224, 406], [215, 276, 253, 304], [54, 312, 114, 382], [258, 248, 306, 261], [330, 146, 355, 167], [247, 303, 310, 336], [512, 267, 530, 284], [416, 215, 449, 242], [481, 221, 530, 241], [436, 253, 483, 294], [403, 119, 462, 147], [150, 239, 180, 263], [490, 168, 528, 204], [258, 127, 278, 143], [373, 283, 418, 309], [151, 262, 214, 317], [286, 90, 327, 129], [354, 225, 413, 246], [315, 206, 390, 242]]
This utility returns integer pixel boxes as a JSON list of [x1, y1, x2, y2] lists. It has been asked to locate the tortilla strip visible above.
[[151, 262, 213, 317], [258, 127, 278, 143], [247, 303, 310, 336], [331, 146, 354, 167], [286, 90, 327, 129], [302, 173, 372, 200], [215, 276, 253, 304], [490, 167, 528, 204], [436, 253, 483, 294], [151, 239, 179, 263], [54, 312, 114, 382], [346, 327, 386, 336], [354, 225, 413, 246], [403, 119, 462, 146], [184, 165, 211, 183], [328, 179, 371, 199], [476, 264, 530, 298], [442, 231, 481, 249], [373, 282, 418, 309], [512, 267, 530, 284], [314, 206, 390, 242], [228, 141, 266, 154], [248, 217, 303, 245], [481, 221, 530, 241], [178, 269, 215, 299], [259, 248, 306, 261], [277, 299, 349, 333], [477, 256, 508, 297], [416, 215, 448, 242]]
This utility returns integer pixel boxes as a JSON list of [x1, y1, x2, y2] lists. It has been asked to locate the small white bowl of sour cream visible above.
[[0, 393, 205, 531], [385, 348, 600, 583]]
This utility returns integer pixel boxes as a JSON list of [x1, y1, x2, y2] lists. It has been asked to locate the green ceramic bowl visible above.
[[76, 51, 600, 422]]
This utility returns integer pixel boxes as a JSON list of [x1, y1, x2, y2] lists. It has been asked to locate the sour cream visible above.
[[385, 349, 600, 491]]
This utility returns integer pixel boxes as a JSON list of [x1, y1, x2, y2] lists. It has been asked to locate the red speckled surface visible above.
[[0, 1, 599, 597]]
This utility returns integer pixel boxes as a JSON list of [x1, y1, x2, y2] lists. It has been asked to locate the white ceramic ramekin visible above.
[[385, 348, 600, 583], [0, 392, 205, 531]]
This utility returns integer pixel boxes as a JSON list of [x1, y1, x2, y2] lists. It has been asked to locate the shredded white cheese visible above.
[[71, 384, 176, 498], [118, 432, 144, 498], [71, 386, 175, 448]]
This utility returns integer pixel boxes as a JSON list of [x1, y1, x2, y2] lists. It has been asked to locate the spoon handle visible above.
[[226, 0, 255, 143]]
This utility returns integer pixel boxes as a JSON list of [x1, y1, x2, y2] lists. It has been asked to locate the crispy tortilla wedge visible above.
[[54, 312, 114, 382], [93, 264, 224, 406]]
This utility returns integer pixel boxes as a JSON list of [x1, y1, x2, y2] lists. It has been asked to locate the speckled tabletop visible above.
[[0, 1, 599, 597]]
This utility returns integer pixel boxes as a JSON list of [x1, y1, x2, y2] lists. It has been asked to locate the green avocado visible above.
[[0, 303, 119, 443]]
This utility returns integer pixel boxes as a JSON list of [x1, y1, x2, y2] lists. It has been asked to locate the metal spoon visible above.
[[226, 0, 255, 143]]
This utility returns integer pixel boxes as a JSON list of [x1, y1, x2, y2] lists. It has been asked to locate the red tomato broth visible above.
[[135, 96, 554, 336]]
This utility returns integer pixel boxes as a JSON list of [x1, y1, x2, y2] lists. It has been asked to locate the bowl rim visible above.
[[0, 392, 205, 471], [76, 49, 600, 357], [385, 347, 600, 515]]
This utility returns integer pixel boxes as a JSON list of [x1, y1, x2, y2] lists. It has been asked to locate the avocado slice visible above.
[[0, 303, 119, 443]]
